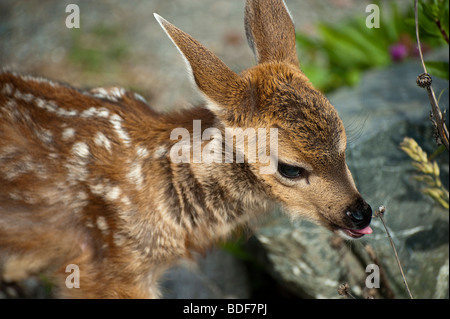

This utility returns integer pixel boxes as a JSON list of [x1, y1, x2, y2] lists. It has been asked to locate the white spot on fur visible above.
[[137, 146, 149, 158], [106, 186, 122, 201], [62, 128, 76, 141], [96, 216, 109, 234], [94, 132, 112, 153], [48, 153, 59, 160], [80, 107, 98, 118], [35, 128, 53, 145], [80, 107, 110, 118], [89, 184, 105, 197], [5, 99, 17, 109], [96, 108, 110, 118], [89, 87, 126, 102], [19, 74, 59, 88], [1, 83, 13, 95], [35, 98, 56, 113], [76, 191, 88, 202], [72, 142, 90, 159], [109, 87, 126, 100], [14, 90, 34, 103], [121, 196, 131, 207], [109, 114, 131, 147], [89, 183, 123, 205], [127, 163, 143, 190], [153, 145, 168, 159], [56, 107, 78, 117], [90, 87, 109, 99], [113, 232, 127, 247], [65, 143, 90, 183], [35, 97, 78, 117], [3, 155, 35, 181]]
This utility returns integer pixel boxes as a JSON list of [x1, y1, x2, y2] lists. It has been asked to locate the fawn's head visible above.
[[155, 0, 372, 239]]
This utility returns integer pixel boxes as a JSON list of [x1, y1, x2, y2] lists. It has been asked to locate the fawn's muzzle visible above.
[[346, 203, 372, 229], [340, 199, 373, 239]]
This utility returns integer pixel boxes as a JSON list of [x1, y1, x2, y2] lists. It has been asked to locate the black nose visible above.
[[345, 200, 372, 229]]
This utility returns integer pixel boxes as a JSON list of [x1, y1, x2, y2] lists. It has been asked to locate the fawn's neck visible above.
[[128, 106, 272, 259]]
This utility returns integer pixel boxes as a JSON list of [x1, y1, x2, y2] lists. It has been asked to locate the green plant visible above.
[[400, 137, 449, 209], [68, 24, 128, 72], [416, 0, 449, 80], [412, 0, 449, 150], [295, 1, 448, 93]]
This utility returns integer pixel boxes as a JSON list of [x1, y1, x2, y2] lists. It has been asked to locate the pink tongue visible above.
[[353, 226, 373, 235]]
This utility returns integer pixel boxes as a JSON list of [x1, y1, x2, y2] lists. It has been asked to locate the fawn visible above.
[[0, 0, 372, 298]]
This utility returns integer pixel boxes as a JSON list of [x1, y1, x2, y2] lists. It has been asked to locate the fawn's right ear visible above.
[[244, 0, 299, 67], [154, 13, 243, 115]]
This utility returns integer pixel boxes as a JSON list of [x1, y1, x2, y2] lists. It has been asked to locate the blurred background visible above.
[[0, 0, 448, 299], [1, 0, 392, 110]]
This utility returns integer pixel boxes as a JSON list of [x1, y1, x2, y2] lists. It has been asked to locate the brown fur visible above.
[[0, 0, 371, 298]]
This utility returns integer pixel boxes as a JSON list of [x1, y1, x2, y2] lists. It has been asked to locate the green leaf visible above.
[[419, 0, 440, 20], [425, 60, 450, 79], [437, 0, 449, 42], [418, 1, 448, 39]]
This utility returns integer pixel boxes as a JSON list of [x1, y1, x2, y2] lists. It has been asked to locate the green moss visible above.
[[68, 24, 129, 72]]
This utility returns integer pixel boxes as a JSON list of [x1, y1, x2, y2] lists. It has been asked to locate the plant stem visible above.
[[435, 19, 449, 44], [414, 0, 427, 74], [337, 282, 357, 299], [375, 208, 414, 299], [428, 144, 446, 161], [414, 0, 450, 151]]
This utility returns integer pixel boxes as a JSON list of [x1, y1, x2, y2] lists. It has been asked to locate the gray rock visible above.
[[252, 60, 449, 299], [160, 249, 251, 299]]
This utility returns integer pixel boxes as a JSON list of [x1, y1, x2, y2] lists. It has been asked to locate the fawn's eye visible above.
[[278, 163, 306, 179]]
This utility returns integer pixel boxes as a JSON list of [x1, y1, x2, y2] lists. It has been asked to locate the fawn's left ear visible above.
[[154, 13, 243, 113], [244, 0, 299, 67]]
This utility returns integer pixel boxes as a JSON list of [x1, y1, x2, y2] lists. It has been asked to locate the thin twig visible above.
[[414, 0, 449, 151], [374, 206, 414, 299], [414, 0, 427, 73], [338, 282, 356, 299], [365, 244, 396, 299]]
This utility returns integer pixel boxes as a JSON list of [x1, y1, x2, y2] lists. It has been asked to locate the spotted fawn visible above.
[[0, 0, 372, 298]]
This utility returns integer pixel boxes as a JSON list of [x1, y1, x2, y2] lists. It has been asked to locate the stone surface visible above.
[[160, 249, 251, 299]]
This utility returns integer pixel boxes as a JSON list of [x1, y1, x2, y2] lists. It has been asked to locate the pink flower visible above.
[[389, 43, 409, 62]]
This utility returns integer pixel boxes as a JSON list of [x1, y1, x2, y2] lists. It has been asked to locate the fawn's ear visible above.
[[244, 0, 299, 67], [154, 14, 242, 112]]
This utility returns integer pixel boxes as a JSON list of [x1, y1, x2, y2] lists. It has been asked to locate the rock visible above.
[[250, 210, 371, 298], [252, 59, 449, 299], [160, 249, 251, 299]]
